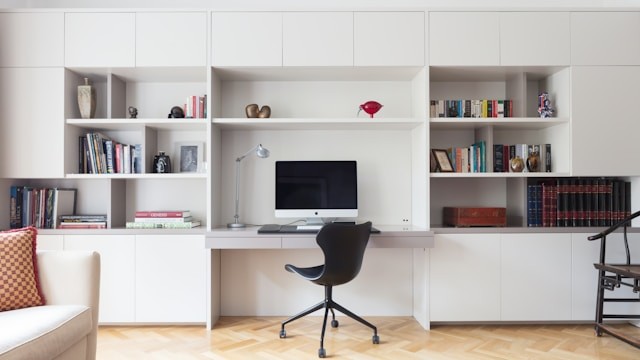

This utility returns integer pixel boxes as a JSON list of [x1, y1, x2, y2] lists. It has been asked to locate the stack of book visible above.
[[79, 131, 142, 174], [58, 214, 107, 229], [126, 210, 201, 229], [10, 186, 77, 229]]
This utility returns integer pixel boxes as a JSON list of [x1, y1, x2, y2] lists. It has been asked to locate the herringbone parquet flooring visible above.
[[97, 317, 640, 359]]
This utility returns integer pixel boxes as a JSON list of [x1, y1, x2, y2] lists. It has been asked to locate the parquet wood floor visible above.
[[97, 317, 640, 359]]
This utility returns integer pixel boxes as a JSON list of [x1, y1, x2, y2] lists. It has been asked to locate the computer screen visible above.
[[275, 160, 358, 222]]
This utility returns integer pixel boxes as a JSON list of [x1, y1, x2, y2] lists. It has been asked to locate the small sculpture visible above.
[[538, 92, 554, 118], [510, 156, 525, 173], [526, 152, 540, 172], [128, 106, 138, 119], [358, 101, 383, 118], [168, 106, 185, 118], [153, 151, 171, 173], [245, 104, 271, 118], [77, 77, 96, 119]]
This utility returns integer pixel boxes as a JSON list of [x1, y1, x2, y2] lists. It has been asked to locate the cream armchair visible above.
[[0, 251, 101, 360]]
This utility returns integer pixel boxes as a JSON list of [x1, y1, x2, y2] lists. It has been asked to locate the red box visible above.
[[443, 207, 507, 227]]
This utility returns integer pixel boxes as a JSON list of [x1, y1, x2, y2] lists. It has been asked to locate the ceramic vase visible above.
[[77, 78, 96, 119]]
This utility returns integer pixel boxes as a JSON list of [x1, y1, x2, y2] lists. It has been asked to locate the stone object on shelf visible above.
[[245, 104, 271, 118], [77, 77, 96, 119]]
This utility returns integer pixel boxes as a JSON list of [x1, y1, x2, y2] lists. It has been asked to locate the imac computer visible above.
[[275, 160, 357, 230]]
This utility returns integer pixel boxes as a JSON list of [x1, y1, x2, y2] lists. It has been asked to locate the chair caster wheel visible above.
[[279, 329, 286, 339], [318, 348, 326, 358], [372, 335, 380, 344], [331, 319, 339, 328]]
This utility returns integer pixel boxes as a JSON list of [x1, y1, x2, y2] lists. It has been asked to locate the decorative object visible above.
[[128, 106, 138, 119], [510, 156, 525, 172], [77, 77, 96, 119], [538, 92, 554, 118], [152, 151, 172, 173], [0, 227, 44, 312], [432, 149, 454, 172], [526, 152, 540, 172], [175, 142, 204, 173], [358, 101, 383, 118], [245, 104, 271, 118], [228, 144, 270, 228], [168, 106, 185, 118]]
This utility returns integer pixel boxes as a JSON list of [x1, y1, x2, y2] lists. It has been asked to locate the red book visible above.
[[134, 210, 191, 218]]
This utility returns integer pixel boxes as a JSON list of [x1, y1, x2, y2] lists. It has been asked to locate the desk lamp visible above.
[[228, 144, 270, 228]]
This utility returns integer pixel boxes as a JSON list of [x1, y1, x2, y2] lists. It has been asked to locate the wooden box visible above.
[[443, 207, 506, 227]]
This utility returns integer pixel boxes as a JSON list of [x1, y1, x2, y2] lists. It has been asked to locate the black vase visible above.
[[153, 152, 171, 173]]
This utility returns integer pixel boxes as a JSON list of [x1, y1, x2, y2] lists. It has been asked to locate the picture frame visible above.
[[432, 149, 454, 172], [175, 142, 204, 173]]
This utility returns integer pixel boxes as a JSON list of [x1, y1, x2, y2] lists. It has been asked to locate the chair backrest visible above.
[[314, 221, 372, 286]]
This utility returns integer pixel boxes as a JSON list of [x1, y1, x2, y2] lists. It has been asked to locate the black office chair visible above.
[[279, 221, 379, 358]]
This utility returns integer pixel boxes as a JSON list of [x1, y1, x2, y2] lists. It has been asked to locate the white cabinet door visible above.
[[211, 12, 282, 66], [37, 235, 64, 251], [500, 12, 570, 66], [0, 68, 64, 178], [501, 233, 572, 321], [571, 66, 640, 176], [135, 235, 206, 323], [64, 235, 136, 323], [429, 12, 499, 66], [354, 12, 424, 66], [572, 12, 640, 65], [136, 12, 207, 67], [430, 234, 500, 321], [283, 12, 353, 66], [65, 13, 135, 67], [0, 13, 64, 67]]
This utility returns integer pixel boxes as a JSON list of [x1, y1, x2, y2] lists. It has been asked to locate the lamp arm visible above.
[[236, 145, 259, 162], [233, 157, 241, 224]]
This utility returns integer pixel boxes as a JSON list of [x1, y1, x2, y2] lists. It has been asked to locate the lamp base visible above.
[[227, 222, 246, 229]]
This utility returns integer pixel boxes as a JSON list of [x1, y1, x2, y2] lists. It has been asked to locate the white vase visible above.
[[77, 78, 96, 119]]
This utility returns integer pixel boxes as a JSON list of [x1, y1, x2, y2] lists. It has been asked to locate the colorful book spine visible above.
[[125, 221, 201, 229], [135, 211, 191, 218]]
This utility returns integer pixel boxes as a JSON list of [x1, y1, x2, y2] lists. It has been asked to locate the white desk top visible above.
[[205, 225, 434, 249]]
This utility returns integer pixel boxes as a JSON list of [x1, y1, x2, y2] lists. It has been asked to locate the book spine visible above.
[[133, 216, 193, 223], [134, 211, 190, 218], [125, 221, 200, 229]]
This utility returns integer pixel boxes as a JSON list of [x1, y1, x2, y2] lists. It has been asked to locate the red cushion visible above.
[[0, 227, 45, 311]]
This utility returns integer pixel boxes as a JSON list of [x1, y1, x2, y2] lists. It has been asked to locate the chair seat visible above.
[[594, 263, 640, 279], [285, 264, 324, 280]]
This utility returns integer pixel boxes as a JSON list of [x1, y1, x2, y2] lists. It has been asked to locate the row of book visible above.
[[79, 132, 142, 174], [527, 178, 631, 227], [494, 144, 552, 173], [444, 141, 487, 173], [9, 186, 76, 229], [58, 214, 107, 229], [125, 210, 201, 229], [430, 99, 514, 118], [184, 95, 207, 119]]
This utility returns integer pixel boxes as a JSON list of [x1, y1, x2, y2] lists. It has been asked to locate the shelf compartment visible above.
[[213, 117, 425, 130]]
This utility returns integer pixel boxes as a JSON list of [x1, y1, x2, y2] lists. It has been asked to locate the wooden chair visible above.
[[588, 210, 640, 348]]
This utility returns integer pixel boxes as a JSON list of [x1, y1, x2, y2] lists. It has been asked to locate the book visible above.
[[125, 221, 201, 229], [133, 216, 194, 223], [52, 188, 78, 229], [132, 144, 142, 174], [58, 221, 107, 229], [134, 210, 192, 218]]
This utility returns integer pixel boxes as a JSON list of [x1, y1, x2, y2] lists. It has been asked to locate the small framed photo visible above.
[[432, 149, 454, 172], [175, 142, 204, 173]]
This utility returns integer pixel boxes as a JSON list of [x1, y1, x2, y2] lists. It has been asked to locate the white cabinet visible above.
[[64, 234, 136, 323], [354, 12, 424, 66], [430, 234, 500, 321], [65, 13, 135, 67], [211, 12, 282, 66], [283, 12, 353, 66], [501, 233, 572, 321], [0, 68, 64, 178], [135, 234, 206, 323], [500, 12, 570, 66], [0, 13, 64, 67], [571, 12, 640, 65], [37, 234, 64, 251], [136, 12, 207, 67], [429, 12, 499, 66], [571, 66, 640, 176]]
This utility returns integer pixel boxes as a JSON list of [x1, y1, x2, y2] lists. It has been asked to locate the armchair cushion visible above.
[[0, 227, 44, 312]]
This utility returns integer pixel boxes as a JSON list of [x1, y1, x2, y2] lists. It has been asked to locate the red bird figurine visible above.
[[358, 101, 383, 118]]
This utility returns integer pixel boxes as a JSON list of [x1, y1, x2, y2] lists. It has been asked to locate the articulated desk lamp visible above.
[[227, 144, 270, 228]]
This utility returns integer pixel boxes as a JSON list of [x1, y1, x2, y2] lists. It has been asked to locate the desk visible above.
[[205, 225, 434, 330]]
